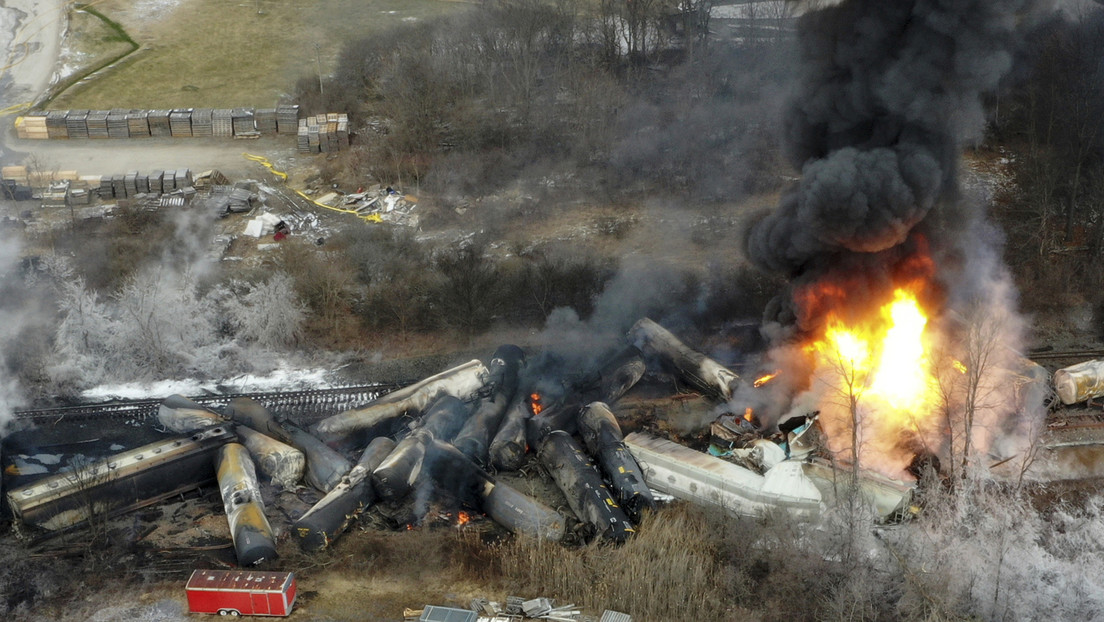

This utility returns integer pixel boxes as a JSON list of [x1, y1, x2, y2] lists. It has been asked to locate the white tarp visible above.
[[243, 212, 285, 237]]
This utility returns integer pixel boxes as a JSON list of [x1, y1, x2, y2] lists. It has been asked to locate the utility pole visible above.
[[313, 43, 324, 97]]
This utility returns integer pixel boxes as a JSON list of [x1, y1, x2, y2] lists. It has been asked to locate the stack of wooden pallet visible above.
[[174, 169, 193, 188], [255, 108, 277, 134], [46, 111, 69, 139], [148, 171, 164, 194], [191, 109, 213, 137], [107, 109, 130, 138], [148, 110, 172, 137], [16, 115, 49, 139], [169, 109, 193, 137], [1, 166, 27, 182], [231, 108, 256, 136], [86, 111, 110, 138], [163, 170, 177, 192], [297, 119, 311, 152], [212, 109, 233, 137], [307, 117, 321, 152], [126, 110, 150, 137], [294, 113, 351, 152], [337, 114, 349, 148], [124, 172, 139, 197], [111, 174, 127, 198], [66, 110, 89, 138], [277, 104, 299, 134], [98, 176, 114, 199]]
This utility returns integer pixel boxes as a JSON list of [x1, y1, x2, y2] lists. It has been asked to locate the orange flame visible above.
[[456, 511, 471, 526], [754, 371, 781, 388], [805, 286, 941, 478], [744, 407, 755, 423], [530, 392, 543, 416]]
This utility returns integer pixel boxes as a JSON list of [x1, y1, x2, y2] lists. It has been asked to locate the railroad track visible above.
[[1029, 349, 1104, 361], [13, 383, 406, 426], [1048, 409, 1104, 430]]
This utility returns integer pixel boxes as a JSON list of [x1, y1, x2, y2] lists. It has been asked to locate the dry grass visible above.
[[494, 504, 743, 622], [59, 6, 134, 73], [289, 527, 492, 620], [50, 0, 473, 110]]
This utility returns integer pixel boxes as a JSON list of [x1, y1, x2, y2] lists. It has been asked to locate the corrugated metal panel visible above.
[[600, 611, 633, 622], [419, 605, 478, 622]]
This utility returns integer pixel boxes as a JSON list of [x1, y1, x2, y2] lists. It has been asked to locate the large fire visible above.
[[804, 285, 944, 479]]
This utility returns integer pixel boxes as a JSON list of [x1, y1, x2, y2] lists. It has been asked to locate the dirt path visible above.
[[0, 0, 65, 110], [0, 0, 303, 176], [2, 129, 301, 178]]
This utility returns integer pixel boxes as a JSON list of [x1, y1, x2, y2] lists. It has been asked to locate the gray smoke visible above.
[[747, 0, 1033, 276]]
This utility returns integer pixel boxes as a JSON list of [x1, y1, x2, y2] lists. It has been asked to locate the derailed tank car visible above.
[[216, 443, 278, 565], [294, 436, 396, 551], [6, 425, 236, 531], [537, 430, 635, 543]]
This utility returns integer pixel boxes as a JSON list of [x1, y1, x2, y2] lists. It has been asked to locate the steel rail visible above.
[[13, 383, 407, 426]]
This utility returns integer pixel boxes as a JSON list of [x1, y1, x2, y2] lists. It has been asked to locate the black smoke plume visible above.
[[747, 0, 1034, 283]]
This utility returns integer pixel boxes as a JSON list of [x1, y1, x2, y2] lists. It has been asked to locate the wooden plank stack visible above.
[[98, 177, 114, 199], [124, 171, 139, 197], [297, 119, 311, 153], [148, 110, 172, 137], [86, 111, 110, 138], [107, 109, 130, 138], [174, 169, 193, 188], [191, 108, 213, 137], [169, 109, 193, 137], [276, 105, 299, 135], [296, 113, 350, 153], [149, 171, 163, 194], [46, 111, 69, 139], [127, 110, 150, 137], [66, 110, 89, 138], [13, 104, 346, 152], [255, 108, 277, 134], [212, 109, 233, 137], [163, 169, 177, 192], [16, 115, 49, 140], [231, 108, 256, 136], [111, 174, 126, 198]]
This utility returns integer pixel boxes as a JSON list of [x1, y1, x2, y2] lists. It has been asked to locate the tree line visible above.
[[296, 0, 794, 202]]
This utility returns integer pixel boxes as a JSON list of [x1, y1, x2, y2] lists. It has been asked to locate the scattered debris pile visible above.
[[406, 596, 630, 622], [306, 185, 418, 225]]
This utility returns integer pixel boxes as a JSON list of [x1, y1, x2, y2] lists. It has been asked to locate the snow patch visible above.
[[80, 365, 342, 402]]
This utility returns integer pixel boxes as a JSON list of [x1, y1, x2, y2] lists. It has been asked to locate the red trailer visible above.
[[186, 569, 297, 617]]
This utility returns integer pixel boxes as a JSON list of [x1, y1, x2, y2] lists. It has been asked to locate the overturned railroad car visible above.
[[6, 425, 236, 531]]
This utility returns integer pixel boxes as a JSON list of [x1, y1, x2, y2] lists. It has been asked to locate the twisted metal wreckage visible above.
[[4, 317, 1067, 568]]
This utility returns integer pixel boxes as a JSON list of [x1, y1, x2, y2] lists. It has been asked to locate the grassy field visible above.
[[49, 0, 474, 110], [59, 4, 135, 72]]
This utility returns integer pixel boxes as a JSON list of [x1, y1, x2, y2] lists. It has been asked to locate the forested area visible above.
[[996, 6, 1104, 319], [0, 1, 1098, 398]]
